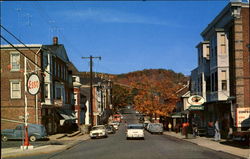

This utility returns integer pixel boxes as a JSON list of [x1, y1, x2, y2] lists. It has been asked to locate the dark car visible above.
[[106, 125, 116, 134], [1, 124, 47, 142]]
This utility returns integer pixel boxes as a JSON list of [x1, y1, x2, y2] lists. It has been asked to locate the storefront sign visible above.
[[187, 95, 205, 106], [27, 73, 40, 95], [188, 105, 204, 111], [236, 108, 250, 127]]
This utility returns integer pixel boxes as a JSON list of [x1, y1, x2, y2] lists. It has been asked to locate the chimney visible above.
[[53, 37, 58, 45]]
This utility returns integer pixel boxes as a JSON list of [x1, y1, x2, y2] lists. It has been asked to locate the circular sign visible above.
[[187, 95, 205, 105], [27, 73, 40, 95]]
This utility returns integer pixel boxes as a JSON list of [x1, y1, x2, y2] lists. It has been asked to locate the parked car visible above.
[[126, 124, 144, 140], [105, 125, 116, 134], [143, 121, 150, 129], [147, 123, 163, 134], [1, 124, 47, 142], [89, 125, 108, 139]]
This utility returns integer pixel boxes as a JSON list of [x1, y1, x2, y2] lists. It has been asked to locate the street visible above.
[[6, 110, 242, 159]]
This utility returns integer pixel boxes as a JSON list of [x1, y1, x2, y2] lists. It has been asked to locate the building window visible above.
[[221, 80, 227, 91], [56, 87, 61, 99], [74, 93, 77, 105], [62, 66, 64, 80], [61, 65, 63, 79], [221, 70, 227, 91], [10, 80, 21, 99], [10, 53, 20, 71], [215, 71, 218, 91], [57, 65, 61, 77], [220, 34, 226, 54], [54, 61, 57, 76], [44, 84, 49, 98]]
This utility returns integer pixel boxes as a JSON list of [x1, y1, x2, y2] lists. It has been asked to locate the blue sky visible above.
[[1, 1, 231, 75]]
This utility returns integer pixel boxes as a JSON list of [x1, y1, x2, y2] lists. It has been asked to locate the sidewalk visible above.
[[163, 131, 250, 159], [1, 131, 90, 159]]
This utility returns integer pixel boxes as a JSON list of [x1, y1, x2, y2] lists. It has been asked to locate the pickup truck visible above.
[[1, 124, 47, 142]]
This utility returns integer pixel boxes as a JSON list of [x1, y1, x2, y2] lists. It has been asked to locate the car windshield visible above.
[[127, 125, 143, 129], [92, 126, 104, 130]]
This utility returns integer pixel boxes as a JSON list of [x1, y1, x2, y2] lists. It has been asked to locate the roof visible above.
[[42, 44, 70, 63], [201, 2, 249, 38], [68, 61, 79, 73], [0, 44, 42, 49]]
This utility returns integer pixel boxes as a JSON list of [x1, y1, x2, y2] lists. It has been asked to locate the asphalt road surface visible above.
[[7, 108, 241, 159]]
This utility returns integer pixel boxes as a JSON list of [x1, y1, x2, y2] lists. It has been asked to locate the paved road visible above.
[[7, 110, 241, 159]]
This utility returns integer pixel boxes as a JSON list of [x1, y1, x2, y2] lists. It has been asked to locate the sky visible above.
[[1, 0, 232, 75]]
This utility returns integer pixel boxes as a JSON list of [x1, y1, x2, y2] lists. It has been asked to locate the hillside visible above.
[[113, 69, 189, 87]]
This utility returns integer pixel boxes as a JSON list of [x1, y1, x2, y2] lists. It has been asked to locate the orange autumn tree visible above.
[[132, 75, 180, 117]]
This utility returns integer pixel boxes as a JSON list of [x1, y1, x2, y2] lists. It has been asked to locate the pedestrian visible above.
[[168, 123, 172, 132], [192, 123, 198, 137], [214, 120, 221, 141]]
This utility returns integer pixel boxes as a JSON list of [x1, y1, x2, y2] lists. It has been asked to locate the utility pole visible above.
[[82, 56, 101, 126]]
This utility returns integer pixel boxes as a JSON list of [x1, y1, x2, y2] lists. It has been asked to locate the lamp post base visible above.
[[20, 145, 34, 150]]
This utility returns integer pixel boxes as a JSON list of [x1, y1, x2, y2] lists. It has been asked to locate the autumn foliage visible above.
[[112, 69, 188, 117]]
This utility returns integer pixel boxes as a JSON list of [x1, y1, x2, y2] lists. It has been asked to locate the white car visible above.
[[90, 125, 108, 139], [126, 124, 144, 140]]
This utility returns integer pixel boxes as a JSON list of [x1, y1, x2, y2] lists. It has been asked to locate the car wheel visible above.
[[29, 135, 37, 142], [2, 135, 8, 142]]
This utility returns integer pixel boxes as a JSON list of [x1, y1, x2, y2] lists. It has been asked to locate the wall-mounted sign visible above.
[[187, 95, 205, 106], [236, 108, 250, 127], [27, 73, 40, 95], [189, 105, 204, 111]]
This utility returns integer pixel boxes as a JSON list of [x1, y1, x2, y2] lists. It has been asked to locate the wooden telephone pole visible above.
[[82, 56, 101, 126]]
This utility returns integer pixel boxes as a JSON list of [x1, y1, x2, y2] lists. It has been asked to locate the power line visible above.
[[1, 25, 40, 56], [0, 25, 64, 78], [0, 35, 42, 70]]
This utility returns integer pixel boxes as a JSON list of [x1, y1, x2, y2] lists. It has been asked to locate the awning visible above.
[[56, 109, 76, 126], [188, 105, 204, 111]]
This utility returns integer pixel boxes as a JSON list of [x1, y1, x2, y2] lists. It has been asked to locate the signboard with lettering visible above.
[[27, 73, 40, 95], [189, 105, 204, 111], [236, 108, 250, 127]]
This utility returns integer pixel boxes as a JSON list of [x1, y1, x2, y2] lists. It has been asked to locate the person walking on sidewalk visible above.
[[214, 120, 221, 141], [168, 123, 172, 132]]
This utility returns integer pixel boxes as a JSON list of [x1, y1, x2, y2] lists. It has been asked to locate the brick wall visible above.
[[242, 8, 250, 108], [1, 48, 42, 130]]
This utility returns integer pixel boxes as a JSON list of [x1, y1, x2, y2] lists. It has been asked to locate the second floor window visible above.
[[56, 87, 61, 99], [10, 80, 21, 99], [221, 70, 227, 91], [10, 53, 20, 71], [44, 84, 49, 99]]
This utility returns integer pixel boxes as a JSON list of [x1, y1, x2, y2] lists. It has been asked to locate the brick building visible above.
[[190, 1, 249, 137], [1, 37, 76, 134]]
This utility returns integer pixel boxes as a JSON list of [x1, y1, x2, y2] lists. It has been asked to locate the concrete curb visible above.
[[2, 135, 90, 159], [163, 132, 249, 159]]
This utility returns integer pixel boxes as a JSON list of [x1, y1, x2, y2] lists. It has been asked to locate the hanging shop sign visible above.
[[236, 108, 250, 127], [187, 95, 205, 106], [27, 73, 40, 95]]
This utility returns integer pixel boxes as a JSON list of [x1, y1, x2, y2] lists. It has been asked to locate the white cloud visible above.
[[60, 8, 181, 27]]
